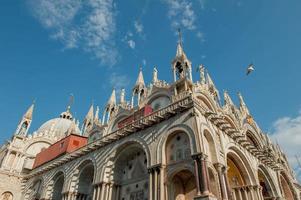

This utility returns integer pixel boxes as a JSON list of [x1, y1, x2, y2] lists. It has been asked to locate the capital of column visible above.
[[192, 152, 208, 161], [148, 163, 161, 173]]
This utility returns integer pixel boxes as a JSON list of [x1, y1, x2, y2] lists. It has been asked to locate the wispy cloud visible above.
[[134, 20, 144, 34], [196, 31, 206, 43], [109, 72, 130, 92], [164, 0, 196, 30], [128, 40, 136, 49], [28, 0, 117, 66], [270, 114, 301, 182]]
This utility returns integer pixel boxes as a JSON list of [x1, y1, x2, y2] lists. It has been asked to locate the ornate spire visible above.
[[24, 103, 34, 120], [176, 29, 187, 59], [134, 67, 145, 89], [85, 104, 94, 122], [224, 91, 234, 106], [107, 88, 116, 107]]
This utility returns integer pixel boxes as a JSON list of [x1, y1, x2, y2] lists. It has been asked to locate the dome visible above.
[[37, 117, 80, 139]]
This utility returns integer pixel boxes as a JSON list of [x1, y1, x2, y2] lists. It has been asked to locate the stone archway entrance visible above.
[[113, 144, 149, 200], [280, 174, 294, 200], [52, 173, 64, 200], [77, 164, 94, 200], [169, 170, 197, 200]]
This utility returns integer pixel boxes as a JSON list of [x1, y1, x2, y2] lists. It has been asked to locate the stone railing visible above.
[[231, 185, 263, 200], [25, 94, 194, 179]]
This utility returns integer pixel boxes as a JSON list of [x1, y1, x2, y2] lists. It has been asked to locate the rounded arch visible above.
[[1, 191, 13, 200], [108, 111, 131, 133], [157, 124, 198, 165], [111, 141, 149, 200], [195, 93, 218, 112], [207, 165, 220, 199], [226, 146, 256, 186], [203, 129, 218, 163], [147, 91, 171, 111], [44, 169, 66, 200], [25, 177, 44, 200], [98, 137, 151, 184], [244, 123, 263, 148], [280, 172, 296, 200], [167, 167, 197, 200], [76, 159, 95, 200], [51, 171, 65, 200], [257, 165, 278, 198], [223, 115, 239, 131]]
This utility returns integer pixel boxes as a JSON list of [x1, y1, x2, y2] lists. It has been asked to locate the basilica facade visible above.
[[0, 39, 300, 200]]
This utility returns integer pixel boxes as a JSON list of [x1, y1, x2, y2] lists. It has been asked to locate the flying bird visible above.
[[246, 63, 255, 75]]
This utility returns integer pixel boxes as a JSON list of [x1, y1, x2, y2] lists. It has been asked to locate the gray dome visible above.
[[37, 118, 80, 139]]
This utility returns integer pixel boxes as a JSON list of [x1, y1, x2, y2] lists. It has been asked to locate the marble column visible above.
[[214, 163, 228, 200], [160, 166, 165, 200], [148, 168, 153, 200], [192, 153, 210, 196]]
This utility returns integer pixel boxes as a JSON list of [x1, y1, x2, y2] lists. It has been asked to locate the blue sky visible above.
[[0, 0, 301, 179]]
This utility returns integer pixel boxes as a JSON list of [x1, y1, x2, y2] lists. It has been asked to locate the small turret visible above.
[[102, 89, 117, 124], [82, 104, 94, 135], [15, 103, 35, 136], [172, 29, 192, 82], [131, 68, 146, 107]]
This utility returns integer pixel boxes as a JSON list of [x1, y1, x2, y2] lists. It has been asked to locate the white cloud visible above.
[[270, 114, 301, 182], [109, 73, 130, 93], [128, 40, 136, 49], [28, 0, 117, 66], [196, 31, 206, 43], [134, 21, 144, 34], [164, 0, 196, 30], [199, 0, 206, 10], [142, 59, 147, 66]]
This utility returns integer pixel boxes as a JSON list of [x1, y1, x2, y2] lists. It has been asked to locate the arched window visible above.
[[113, 144, 148, 200], [166, 132, 191, 164], [1, 192, 13, 200]]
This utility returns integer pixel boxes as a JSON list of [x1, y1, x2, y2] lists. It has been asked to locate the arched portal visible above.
[[52, 172, 64, 200], [169, 169, 197, 200], [30, 179, 43, 200], [1, 192, 13, 200], [280, 174, 294, 200], [77, 162, 94, 200], [258, 169, 274, 199], [166, 132, 191, 165], [113, 143, 148, 200], [226, 152, 254, 200]]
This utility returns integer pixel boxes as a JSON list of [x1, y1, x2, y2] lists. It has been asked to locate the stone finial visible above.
[[153, 67, 158, 83], [24, 103, 34, 120], [120, 89, 126, 104], [199, 64, 206, 85]]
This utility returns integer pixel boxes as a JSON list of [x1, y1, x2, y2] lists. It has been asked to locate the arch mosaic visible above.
[[157, 124, 198, 165]]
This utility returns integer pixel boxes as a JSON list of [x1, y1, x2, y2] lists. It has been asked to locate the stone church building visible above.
[[0, 37, 300, 200]]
